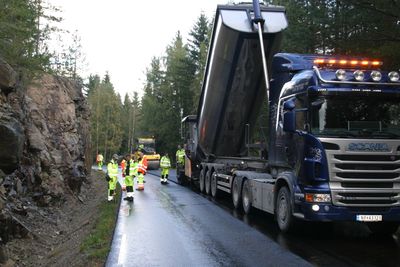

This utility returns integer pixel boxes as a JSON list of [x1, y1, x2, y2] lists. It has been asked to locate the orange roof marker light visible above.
[[314, 58, 325, 64], [372, 61, 383, 66], [313, 58, 383, 68]]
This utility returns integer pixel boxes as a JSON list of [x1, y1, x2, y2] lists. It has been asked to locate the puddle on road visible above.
[[120, 202, 134, 217]]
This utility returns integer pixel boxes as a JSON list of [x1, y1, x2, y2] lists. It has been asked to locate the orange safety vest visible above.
[[138, 158, 148, 174], [121, 159, 126, 171]]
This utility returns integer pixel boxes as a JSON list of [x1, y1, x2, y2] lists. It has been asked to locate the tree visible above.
[[139, 57, 165, 149], [138, 15, 213, 156], [85, 74, 100, 96], [52, 30, 86, 80], [87, 73, 123, 161], [271, 0, 400, 67], [0, 0, 61, 76], [188, 13, 210, 71], [159, 32, 195, 152], [187, 14, 212, 113]]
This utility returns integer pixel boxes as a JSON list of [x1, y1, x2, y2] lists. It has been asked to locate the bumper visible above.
[[297, 202, 400, 222]]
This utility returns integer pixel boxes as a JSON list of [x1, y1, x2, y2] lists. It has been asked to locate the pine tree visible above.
[[271, 0, 400, 67], [187, 13, 212, 113], [0, 0, 61, 76], [87, 73, 123, 161], [188, 13, 210, 71]]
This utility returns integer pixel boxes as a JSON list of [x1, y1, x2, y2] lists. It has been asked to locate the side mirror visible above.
[[283, 100, 296, 132]]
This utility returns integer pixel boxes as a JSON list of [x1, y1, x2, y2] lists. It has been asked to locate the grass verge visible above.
[[80, 184, 121, 265]]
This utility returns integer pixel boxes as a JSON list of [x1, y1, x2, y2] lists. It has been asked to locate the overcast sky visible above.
[[49, 0, 229, 98]]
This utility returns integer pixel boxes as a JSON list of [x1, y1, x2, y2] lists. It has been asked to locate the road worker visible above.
[[123, 154, 136, 201], [176, 145, 185, 168], [137, 155, 147, 190], [175, 145, 186, 184], [138, 144, 144, 152], [133, 148, 142, 162], [160, 153, 171, 184], [107, 154, 119, 201], [120, 157, 127, 191], [96, 153, 104, 170]]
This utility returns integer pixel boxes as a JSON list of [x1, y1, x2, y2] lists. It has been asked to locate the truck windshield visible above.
[[310, 94, 400, 139]]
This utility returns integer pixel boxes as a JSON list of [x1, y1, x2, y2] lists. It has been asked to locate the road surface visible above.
[[106, 171, 311, 267], [101, 167, 400, 266]]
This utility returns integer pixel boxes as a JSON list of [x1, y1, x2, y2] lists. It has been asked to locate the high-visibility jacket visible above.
[[107, 160, 118, 190], [107, 160, 118, 178], [176, 149, 185, 164], [142, 156, 148, 169], [124, 159, 137, 187], [160, 156, 171, 169], [125, 159, 138, 177], [138, 158, 147, 174]]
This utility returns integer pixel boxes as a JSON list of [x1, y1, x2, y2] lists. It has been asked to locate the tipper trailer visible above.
[[182, 1, 400, 234]]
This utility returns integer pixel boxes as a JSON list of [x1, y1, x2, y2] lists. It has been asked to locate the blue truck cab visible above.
[[270, 53, 400, 232]]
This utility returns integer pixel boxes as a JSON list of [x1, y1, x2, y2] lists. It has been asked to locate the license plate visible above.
[[356, 215, 382, 222]]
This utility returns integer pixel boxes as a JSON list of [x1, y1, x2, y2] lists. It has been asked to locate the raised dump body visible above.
[[196, 4, 288, 159]]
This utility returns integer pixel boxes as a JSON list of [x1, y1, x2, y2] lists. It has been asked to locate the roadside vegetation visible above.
[[80, 184, 121, 265]]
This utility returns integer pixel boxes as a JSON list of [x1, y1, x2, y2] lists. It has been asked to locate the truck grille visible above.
[[321, 139, 400, 207]]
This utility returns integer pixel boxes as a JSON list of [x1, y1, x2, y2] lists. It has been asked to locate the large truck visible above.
[[182, 1, 400, 234]]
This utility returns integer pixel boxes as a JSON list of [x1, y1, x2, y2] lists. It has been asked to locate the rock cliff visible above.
[[0, 60, 91, 264]]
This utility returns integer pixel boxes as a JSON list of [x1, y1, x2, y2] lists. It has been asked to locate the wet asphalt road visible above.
[[105, 171, 311, 267], [105, 169, 400, 267]]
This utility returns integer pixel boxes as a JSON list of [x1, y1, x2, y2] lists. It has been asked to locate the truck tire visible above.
[[367, 222, 399, 236], [199, 169, 205, 193], [211, 172, 218, 198], [232, 178, 242, 210], [276, 186, 294, 232], [205, 170, 212, 195], [242, 179, 252, 214]]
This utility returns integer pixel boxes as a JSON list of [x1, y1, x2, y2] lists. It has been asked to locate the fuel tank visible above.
[[196, 4, 288, 159]]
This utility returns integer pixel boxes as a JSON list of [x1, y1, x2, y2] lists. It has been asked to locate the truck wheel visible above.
[[199, 169, 205, 193], [211, 172, 218, 198], [205, 170, 212, 195], [276, 186, 294, 232], [242, 179, 252, 214], [367, 222, 399, 236], [232, 178, 242, 210]]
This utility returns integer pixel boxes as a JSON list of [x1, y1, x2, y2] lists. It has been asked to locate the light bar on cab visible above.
[[313, 58, 383, 68]]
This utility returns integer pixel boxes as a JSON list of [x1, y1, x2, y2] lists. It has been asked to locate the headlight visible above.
[[388, 71, 399, 82], [335, 69, 346, 80], [371, 70, 382, 82], [305, 193, 331, 203], [353, 70, 364, 81]]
